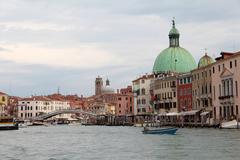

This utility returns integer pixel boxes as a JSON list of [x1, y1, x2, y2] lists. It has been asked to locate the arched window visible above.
[[2, 96, 5, 102], [141, 88, 146, 95]]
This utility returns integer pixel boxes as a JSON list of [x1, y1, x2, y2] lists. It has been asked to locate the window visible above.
[[142, 108, 146, 112], [2, 96, 5, 102], [184, 78, 187, 84], [220, 107, 222, 117], [213, 67, 215, 74], [141, 88, 145, 95], [119, 104, 121, 108], [219, 84, 221, 96], [209, 70, 211, 76], [236, 105, 239, 115], [173, 102, 176, 108], [210, 84, 212, 93], [141, 79, 145, 83], [118, 97, 121, 101], [230, 61, 232, 68], [130, 106, 132, 112], [235, 60, 237, 67], [236, 81, 238, 96], [174, 92, 176, 97]]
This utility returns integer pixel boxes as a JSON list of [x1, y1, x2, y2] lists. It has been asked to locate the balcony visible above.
[[219, 95, 234, 105], [218, 95, 233, 100]]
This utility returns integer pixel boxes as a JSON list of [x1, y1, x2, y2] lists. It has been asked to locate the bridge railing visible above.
[[32, 109, 97, 121]]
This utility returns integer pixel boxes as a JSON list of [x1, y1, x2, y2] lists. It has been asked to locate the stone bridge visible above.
[[33, 109, 97, 121]]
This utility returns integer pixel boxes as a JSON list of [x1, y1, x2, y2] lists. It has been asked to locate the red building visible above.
[[116, 86, 134, 116], [177, 73, 192, 112]]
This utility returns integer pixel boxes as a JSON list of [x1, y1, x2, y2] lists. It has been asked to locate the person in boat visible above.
[[143, 126, 149, 131]]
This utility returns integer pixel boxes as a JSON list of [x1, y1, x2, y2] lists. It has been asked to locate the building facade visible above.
[[177, 73, 192, 112], [191, 53, 214, 112], [116, 86, 134, 116], [133, 74, 154, 115], [0, 92, 8, 116], [17, 96, 71, 120], [153, 74, 178, 113], [212, 51, 240, 122]]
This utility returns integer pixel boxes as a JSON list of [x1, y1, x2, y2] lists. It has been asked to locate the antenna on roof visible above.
[[204, 48, 208, 55], [57, 86, 60, 94]]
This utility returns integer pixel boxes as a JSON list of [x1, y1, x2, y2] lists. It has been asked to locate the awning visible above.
[[180, 110, 200, 116], [166, 112, 180, 116], [200, 111, 209, 116], [158, 113, 167, 116]]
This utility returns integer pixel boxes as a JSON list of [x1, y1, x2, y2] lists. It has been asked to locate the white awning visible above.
[[180, 110, 200, 116], [166, 112, 180, 116], [200, 111, 209, 116], [158, 113, 167, 116]]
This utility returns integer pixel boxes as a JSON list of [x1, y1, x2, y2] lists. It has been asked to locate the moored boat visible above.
[[0, 117, 19, 130], [221, 120, 239, 129], [142, 127, 178, 135]]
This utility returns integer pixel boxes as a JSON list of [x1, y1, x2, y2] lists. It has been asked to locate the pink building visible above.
[[212, 51, 240, 123], [116, 86, 134, 116]]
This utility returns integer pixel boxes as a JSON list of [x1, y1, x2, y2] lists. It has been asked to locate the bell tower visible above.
[[95, 76, 103, 95]]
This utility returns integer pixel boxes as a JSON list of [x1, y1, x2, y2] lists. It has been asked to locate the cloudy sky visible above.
[[0, 0, 239, 97]]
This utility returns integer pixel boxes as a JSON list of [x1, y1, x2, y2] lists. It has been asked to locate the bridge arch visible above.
[[33, 109, 97, 121]]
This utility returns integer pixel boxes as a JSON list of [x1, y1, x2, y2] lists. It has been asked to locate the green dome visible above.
[[169, 27, 179, 36], [198, 53, 214, 68], [152, 19, 196, 73], [153, 47, 197, 73]]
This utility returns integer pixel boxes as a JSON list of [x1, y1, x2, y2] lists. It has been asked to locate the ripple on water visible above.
[[0, 126, 240, 160]]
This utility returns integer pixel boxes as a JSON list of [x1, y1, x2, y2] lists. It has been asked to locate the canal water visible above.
[[0, 125, 240, 160]]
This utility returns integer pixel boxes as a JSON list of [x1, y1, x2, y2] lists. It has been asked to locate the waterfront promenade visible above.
[[0, 125, 240, 160]]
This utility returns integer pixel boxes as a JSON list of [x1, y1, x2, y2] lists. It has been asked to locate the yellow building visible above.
[[0, 92, 8, 115]]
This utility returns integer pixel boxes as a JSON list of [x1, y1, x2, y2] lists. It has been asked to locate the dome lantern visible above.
[[169, 19, 180, 47]]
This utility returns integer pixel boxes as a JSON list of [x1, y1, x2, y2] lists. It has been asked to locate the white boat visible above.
[[221, 120, 239, 129]]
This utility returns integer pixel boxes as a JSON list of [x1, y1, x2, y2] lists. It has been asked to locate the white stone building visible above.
[[17, 96, 71, 120], [212, 51, 240, 123], [132, 74, 154, 115]]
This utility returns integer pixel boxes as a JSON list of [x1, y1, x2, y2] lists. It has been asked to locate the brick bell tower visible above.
[[95, 76, 103, 95]]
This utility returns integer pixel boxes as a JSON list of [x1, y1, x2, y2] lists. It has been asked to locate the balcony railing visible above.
[[218, 95, 234, 100]]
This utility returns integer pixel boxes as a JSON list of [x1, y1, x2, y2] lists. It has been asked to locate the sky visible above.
[[0, 0, 239, 97]]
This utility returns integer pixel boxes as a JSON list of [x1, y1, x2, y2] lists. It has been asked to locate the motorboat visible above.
[[142, 127, 178, 134], [221, 120, 239, 129], [0, 117, 19, 130]]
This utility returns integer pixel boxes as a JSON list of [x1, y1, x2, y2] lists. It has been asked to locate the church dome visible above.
[[198, 53, 214, 68], [153, 20, 196, 73], [101, 79, 115, 94]]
